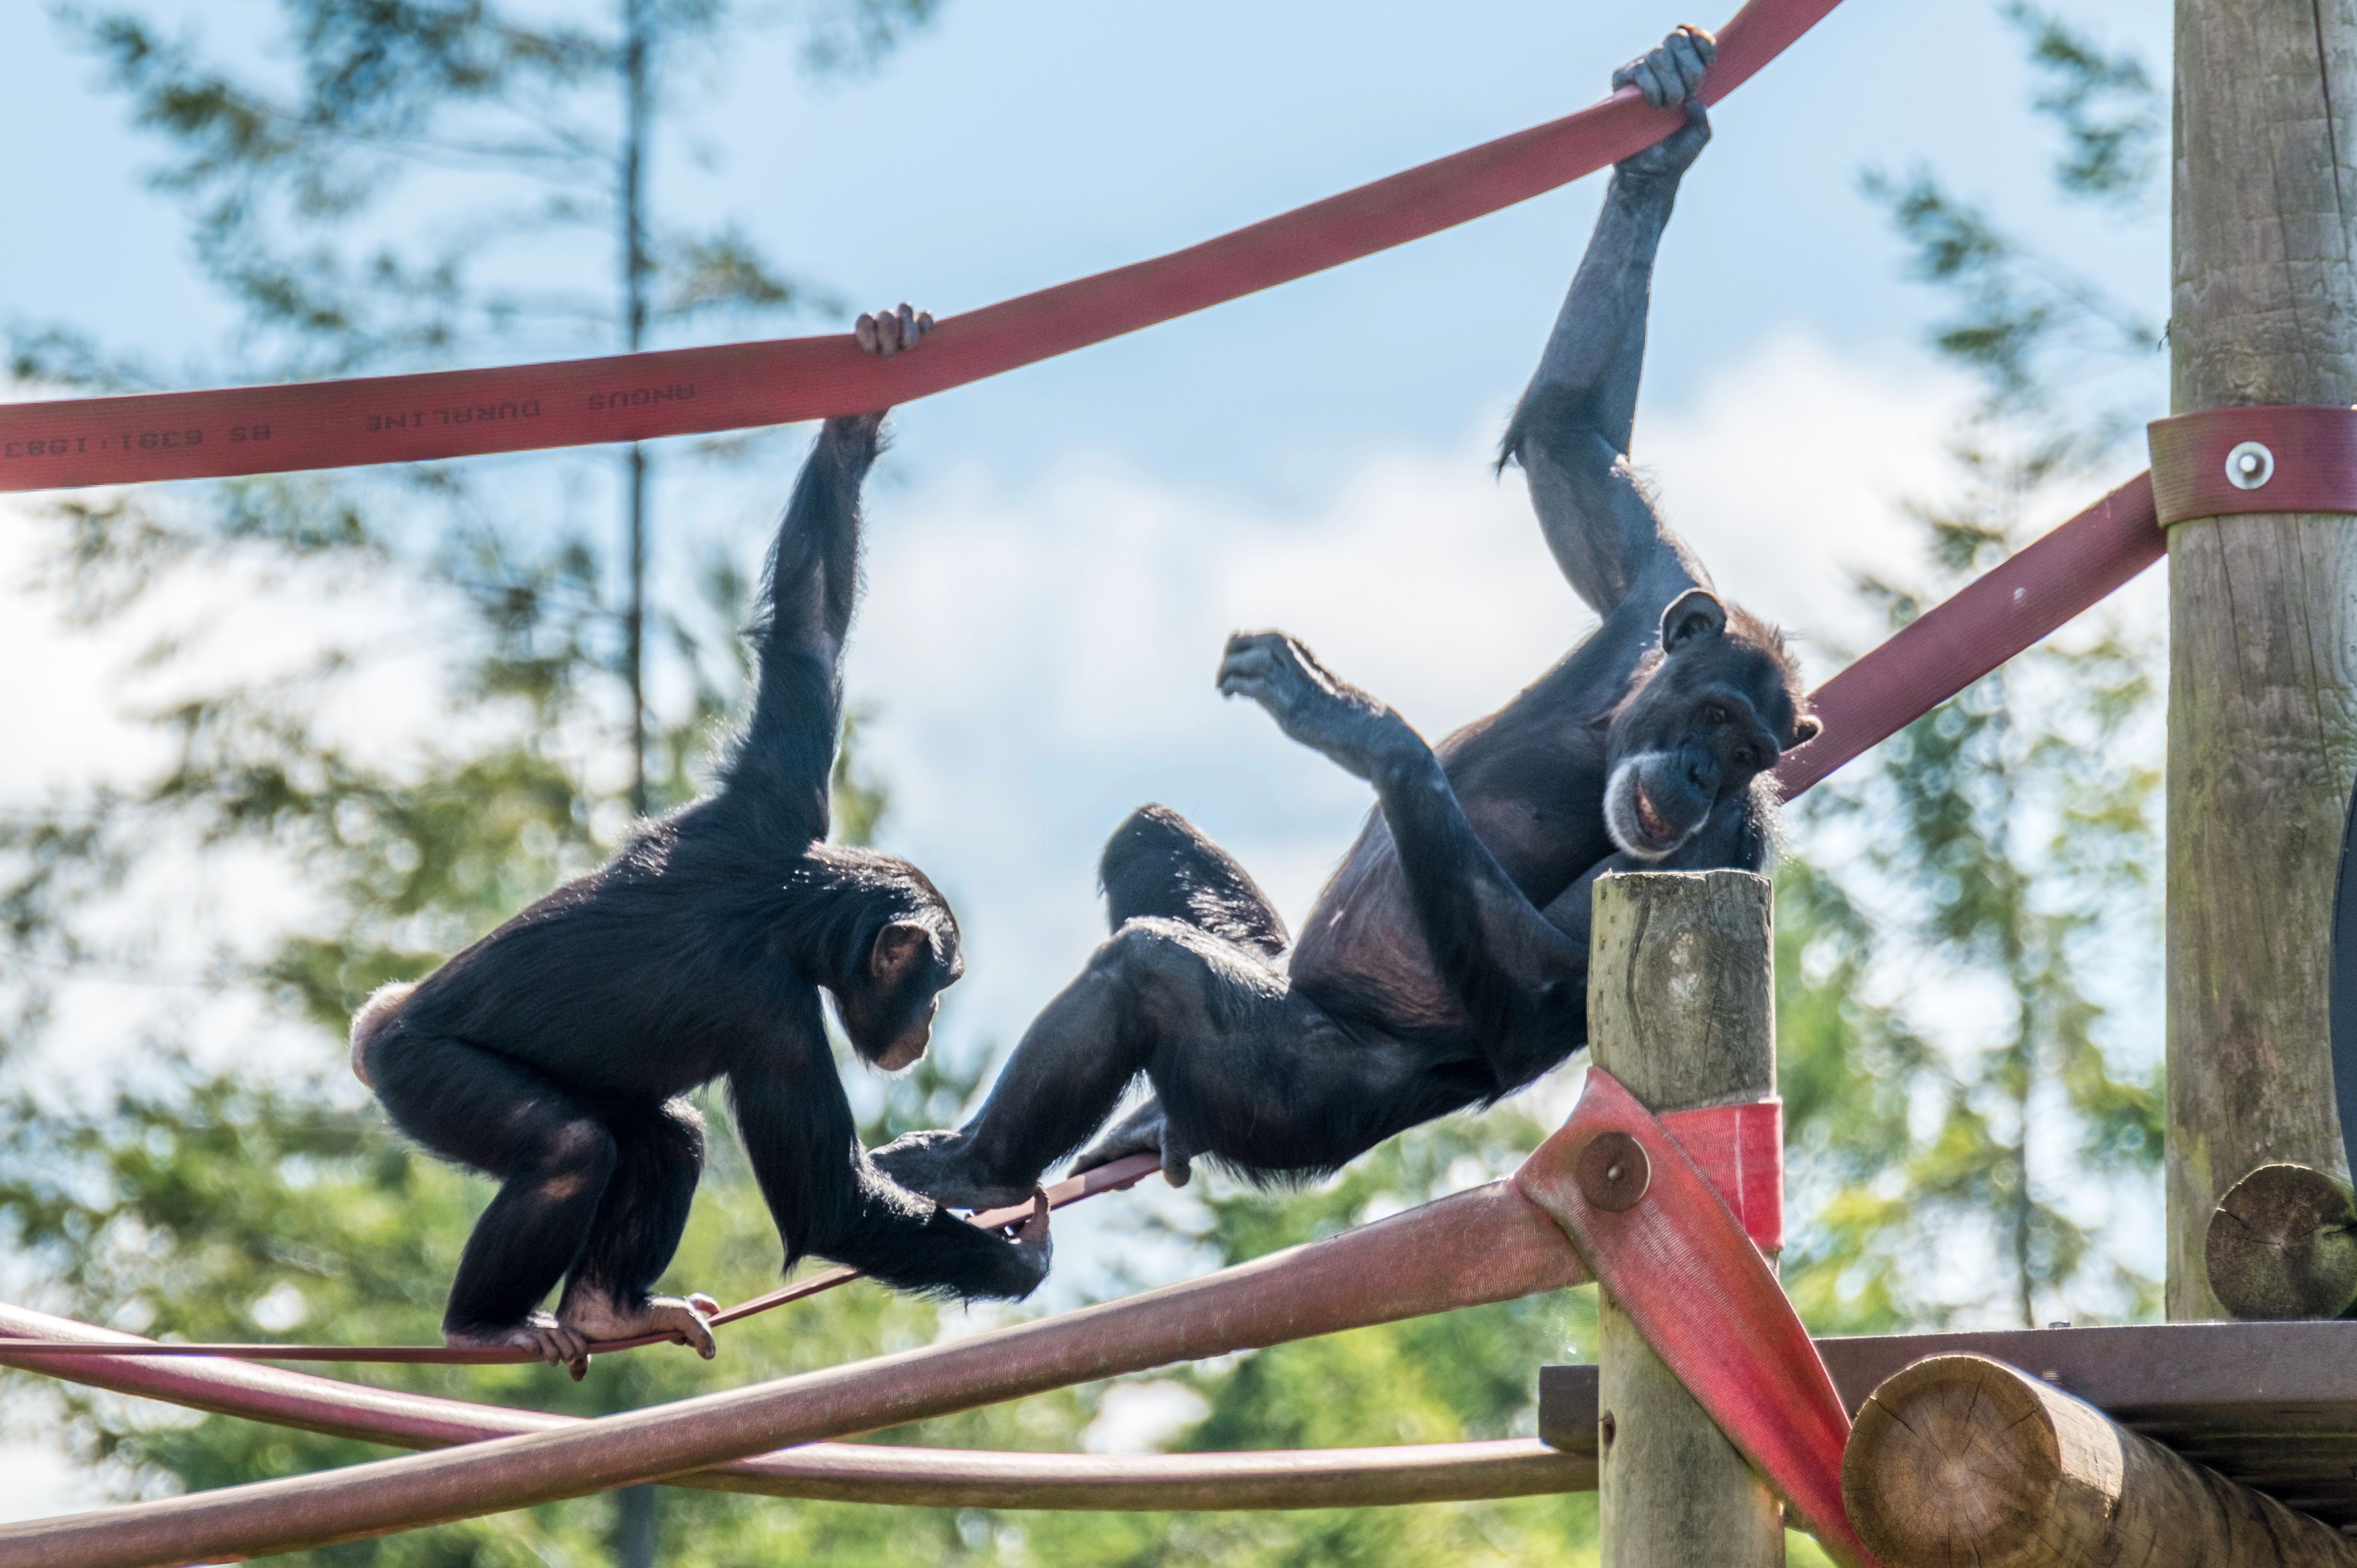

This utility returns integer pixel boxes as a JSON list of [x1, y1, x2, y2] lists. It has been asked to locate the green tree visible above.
[[1778, 0, 2166, 1334]]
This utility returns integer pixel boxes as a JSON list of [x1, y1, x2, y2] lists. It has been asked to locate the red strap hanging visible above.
[[1515, 1069, 1878, 1568]]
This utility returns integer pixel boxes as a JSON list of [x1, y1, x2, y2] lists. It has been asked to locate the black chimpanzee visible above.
[[875, 28, 1819, 1214], [350, 304, 1050, 1369]]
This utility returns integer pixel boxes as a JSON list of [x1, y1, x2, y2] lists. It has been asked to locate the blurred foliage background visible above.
[[0, 0, 2164, 1562]]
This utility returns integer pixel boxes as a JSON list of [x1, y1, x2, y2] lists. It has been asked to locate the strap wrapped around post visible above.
[[2147, 405, 2357, 525], [1516, 1069, 1878, 1568]]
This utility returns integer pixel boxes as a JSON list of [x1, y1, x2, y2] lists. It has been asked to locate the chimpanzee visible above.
[[875, 27, 1819, 1213], [349, 304, 1050, 1370]]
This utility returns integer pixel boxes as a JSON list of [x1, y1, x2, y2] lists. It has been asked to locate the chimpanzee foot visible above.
[[447, 1311, 591, 1379], [557, 1288, 719, 1360], [1073, 1099, 1195, 1189], [872, 1128, 1038, 1211]]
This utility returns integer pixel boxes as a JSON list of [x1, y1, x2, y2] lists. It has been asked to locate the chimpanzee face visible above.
[[835, 909, 964, 1072], [1601, 589, 1819, 862]]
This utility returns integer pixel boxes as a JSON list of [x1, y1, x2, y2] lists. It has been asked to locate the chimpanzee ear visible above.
[[1659, 589, 1727, 652], [870, 920, 932, 981], [1791, 714, 1823, 745]]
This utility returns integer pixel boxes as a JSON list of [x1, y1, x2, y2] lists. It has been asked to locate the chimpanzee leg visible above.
[[366, 1030, 617, 1342], [560, 1097, 705, 1310], [875, 918, 1480, 1205], [1075, 804, 1293, 1179]]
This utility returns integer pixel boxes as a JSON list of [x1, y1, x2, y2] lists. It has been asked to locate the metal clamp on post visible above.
[[2147, 405, 2357, 526]]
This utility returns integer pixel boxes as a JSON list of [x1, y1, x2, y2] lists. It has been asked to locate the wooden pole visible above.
[[1588, 869, 1784, 1567], [1843, 1353, 2357, 1567], [2166, 0, 2357, 1320]]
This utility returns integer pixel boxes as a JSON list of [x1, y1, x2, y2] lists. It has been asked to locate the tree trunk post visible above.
[[1843, 1353, 2357, 1568], [1588, 869, 1785, 1567], [2166, 0, 2357, 1321]]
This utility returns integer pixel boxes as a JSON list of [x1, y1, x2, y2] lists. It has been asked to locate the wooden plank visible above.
[[1587, 870, 1786, 1566], [1842, 1354, 2357, 1567], [2164, 0, 2357, 1322]]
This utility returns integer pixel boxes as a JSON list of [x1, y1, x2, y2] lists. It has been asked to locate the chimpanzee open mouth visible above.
[[1605, 756, 1693, 860], [1634, 780, 1674, 845]]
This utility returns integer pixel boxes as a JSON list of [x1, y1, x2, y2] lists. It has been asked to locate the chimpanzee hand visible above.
[[832, 304, 937, 440], [854, 303, 934, 358], [1003, 1186, 1053, 1288], [1217, 631, 1417, 782], [1613, 26, 1714, 183]]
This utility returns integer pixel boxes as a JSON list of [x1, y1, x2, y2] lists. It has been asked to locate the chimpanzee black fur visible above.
[[350, 307, 1049, 1369], [874, 29, 1820, 1216]]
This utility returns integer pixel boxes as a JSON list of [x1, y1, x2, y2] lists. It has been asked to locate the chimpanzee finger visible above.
[[878, 310, 905, 357], [916, 310, 936, 337], [568, 1352, 590, 1381], [1684, 25, 1718, 65], [896, 303, 918, 343], [855, 313, 880, 354], [1664, 32, 1707, 94], [1628, 60, 1665, 108]]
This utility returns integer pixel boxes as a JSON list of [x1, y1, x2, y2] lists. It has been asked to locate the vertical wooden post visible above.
[[1589, 869, 1784, 1566], [2165, 0, 2357, 1320]]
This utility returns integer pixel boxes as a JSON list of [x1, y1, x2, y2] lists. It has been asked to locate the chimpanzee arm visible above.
[[728, 1009, 1050, 1301], [1218, 633, 1588, 1091], [1502, 27, 1716, 622], [721, 415, 891, 839]]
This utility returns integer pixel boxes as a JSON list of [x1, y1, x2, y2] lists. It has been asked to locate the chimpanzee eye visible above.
[[1734, 748, 1757, 768], [1705, 704, 1728, 724]]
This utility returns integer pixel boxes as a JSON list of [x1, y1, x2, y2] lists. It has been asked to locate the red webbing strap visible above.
[[1657, 1099, 1784, 1251], [2148, 405, 2357, 525], [1515, 1070, 1876, 1568], [1773, 472, 2163, 799], [0, 1153, 1159, 1364], [0, 0, 1847, 495]]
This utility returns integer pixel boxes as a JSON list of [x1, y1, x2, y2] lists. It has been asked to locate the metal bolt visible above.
[[1576, 1131, 1651, 1212], [2225, 440, 2275, 491]]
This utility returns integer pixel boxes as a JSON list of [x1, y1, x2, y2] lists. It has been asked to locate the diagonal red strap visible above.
[[1515, 1070, 1877, 1568], [1774, 472, 2162, 799], [0, 0, 1846, 494]]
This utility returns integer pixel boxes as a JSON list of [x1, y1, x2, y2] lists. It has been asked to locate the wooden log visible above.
[[2164, 0, 2357, 1321], [1588, 869, 1784, 1567], [1843, 1353, 2357, 1568], [2206, 1162, 2357, 1321]]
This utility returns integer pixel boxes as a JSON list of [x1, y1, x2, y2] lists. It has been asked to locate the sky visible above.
[[0, 0, 2173, 1522]]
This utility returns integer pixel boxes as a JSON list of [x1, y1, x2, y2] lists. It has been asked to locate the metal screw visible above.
[[2225, 440, 2275, 491]]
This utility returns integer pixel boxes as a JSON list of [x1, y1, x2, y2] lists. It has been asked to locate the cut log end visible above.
[[2205, 1163, 2357, 1321], [1842, 1355, 2065, 1568]]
